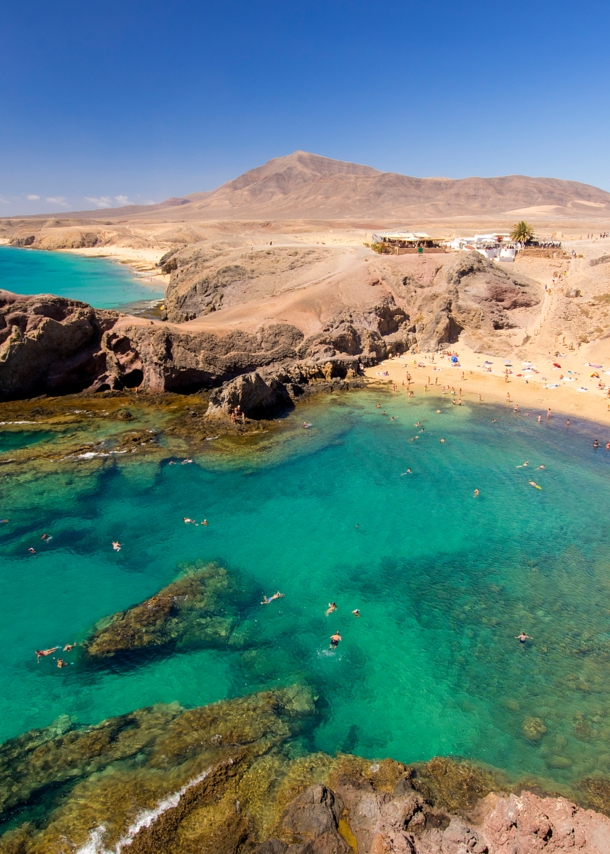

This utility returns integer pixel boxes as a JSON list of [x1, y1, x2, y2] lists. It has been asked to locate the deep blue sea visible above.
[[0, 245, 164, 309]]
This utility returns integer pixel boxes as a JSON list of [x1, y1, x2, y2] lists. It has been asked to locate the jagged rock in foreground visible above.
[[82, 563, 254, 663], [1, 688, 610, 853]]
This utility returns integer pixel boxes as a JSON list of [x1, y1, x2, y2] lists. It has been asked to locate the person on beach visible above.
[[516, 632, 532, 644], [330, 631, 342, 648], [36, 647, 59, 660], [261, 591, 284, 605], [547, 408, 552, 420], [326, 602, 337, 615]]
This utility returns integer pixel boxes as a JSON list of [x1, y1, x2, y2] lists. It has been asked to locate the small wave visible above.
[[76, 767, 212, 853], [0, 420, 38, 425], [71, 451, 128, 460]]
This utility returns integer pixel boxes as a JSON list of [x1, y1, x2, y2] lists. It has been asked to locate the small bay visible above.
[[0, 245, 164, 309]]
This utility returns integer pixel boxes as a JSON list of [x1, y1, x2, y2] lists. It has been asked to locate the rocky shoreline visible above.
[[1, 246, 542, 417], [1, 684, 610, 853]]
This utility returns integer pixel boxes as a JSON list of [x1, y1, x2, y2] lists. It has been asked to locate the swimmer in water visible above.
[[528, 481, 542, 489], [112, 541, 122, 551], [261, 591, 284, 605], [474, 489, 479, 497], [181, 459, 193, 465], [606, 442, 610, 452], [352, 609, 360, 618], [0, 519, 7, 524], [183, 518, 196, 525], [202, 519, 208, 526], [57, 658, 68, 668], [63, 642, 77, 651], [376, 403, 381, 408], [330, 631, 342, 648], [36, 647, 59, 660], [326, 602, 337, 615], [536, 465, 546, 470], [400, 469, 412, 475], [594, 439, 599, 449], [28, 547, 36, 554], [440, 438, 446, 443], [516, 632, 531, 644]]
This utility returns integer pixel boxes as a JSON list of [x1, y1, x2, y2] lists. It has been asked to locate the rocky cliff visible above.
[[0, 249, 540, 413]]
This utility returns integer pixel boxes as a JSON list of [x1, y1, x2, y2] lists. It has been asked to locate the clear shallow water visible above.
[[2, 392, 610, 788], [0, 245, 165, 309]]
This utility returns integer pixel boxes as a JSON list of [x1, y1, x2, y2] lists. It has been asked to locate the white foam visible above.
[[73, 450, 128, 460], [75, 767, 211, 853], [0, 421, 38, 425]]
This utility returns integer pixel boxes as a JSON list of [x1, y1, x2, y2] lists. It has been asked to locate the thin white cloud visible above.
[[114, 195, 131, 206], [0, 196, 8, 204], [46, 196, 68, 207], [84, 196, 113, 208], [27, 194, 40, 201]]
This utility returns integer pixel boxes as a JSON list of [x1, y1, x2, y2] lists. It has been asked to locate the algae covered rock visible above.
[[522, 715, 548, 742], [82, 562, 250, 663], [0, 686, 317, 853]]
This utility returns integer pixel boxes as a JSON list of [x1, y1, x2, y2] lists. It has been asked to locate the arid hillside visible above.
[[8, 151, 610, 223]]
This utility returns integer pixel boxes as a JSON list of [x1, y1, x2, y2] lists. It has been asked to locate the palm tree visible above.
[[511, 221, 534, 245]]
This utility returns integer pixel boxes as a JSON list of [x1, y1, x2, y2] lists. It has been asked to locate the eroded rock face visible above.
[[0, 292, 117, 400], [0, 248, 541, 405]]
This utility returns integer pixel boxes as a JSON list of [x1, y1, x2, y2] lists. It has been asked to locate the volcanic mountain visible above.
[[54, 151, 610, 222]]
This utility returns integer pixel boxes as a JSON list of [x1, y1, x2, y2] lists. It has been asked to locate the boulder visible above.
[[206, 371, 294, 419]]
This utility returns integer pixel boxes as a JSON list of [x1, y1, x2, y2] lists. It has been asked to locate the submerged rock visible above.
[[82, 563, 252, 663]]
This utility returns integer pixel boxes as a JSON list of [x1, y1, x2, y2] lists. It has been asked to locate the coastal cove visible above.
[[0, 245, 165, 310], [3, 388, 610, 808]]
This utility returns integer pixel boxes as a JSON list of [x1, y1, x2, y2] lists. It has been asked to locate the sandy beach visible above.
[[366, 341, 610, 431], [63, 245, 169, 288]]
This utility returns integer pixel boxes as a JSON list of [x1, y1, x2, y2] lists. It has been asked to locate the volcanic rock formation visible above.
[[1, 688, 610, 853], [0, 249, 540, 409]]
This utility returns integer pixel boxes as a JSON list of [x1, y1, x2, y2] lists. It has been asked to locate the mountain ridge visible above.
[[8, 151, 610, 221]]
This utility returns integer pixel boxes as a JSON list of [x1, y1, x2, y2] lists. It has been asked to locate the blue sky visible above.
[[1, 0, 609, 215]]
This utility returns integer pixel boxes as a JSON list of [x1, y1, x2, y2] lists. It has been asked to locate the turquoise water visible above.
[[0, 245, 165, 309], [0, 429, 55, 453], [2, 391, 610, 788]]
